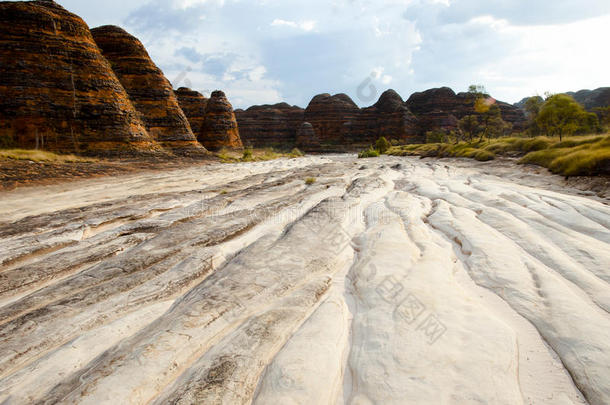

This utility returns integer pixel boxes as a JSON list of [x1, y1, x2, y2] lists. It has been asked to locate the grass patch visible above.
[[0, 149, 95, 163], [520, 136, 610, 176], [387, 134, 610, 176], [216, 147, 303, 163], [305, 177, 317, 185], [358, 147, 380, 158]]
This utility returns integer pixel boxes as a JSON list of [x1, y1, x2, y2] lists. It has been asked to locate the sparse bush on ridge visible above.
[[305, 177, 316, 185]]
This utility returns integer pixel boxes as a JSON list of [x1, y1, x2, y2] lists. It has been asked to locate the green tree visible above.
[[478, 104, 510, 141], [537, 94, 597, 141], [468, 84, 488, 96], [458, 115, 480, 142], [524, 96, 544, 137], [593, 106, 610, 130]]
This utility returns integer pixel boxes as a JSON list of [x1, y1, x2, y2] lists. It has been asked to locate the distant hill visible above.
[[567, 88, 610, 111], [515, 87, 610, 111]]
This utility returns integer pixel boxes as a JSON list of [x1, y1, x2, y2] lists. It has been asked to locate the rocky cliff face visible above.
[[303, 93, 361, 148], [235, 103, 304, 148], [200, 91, 243, 151], [238, 91, 422, 151], [175, 88, 208, 136], [91, 25, 205, 156], [353, 90, 420, 146], [406, 87, 525, 134], [0, 1, 160, 155]]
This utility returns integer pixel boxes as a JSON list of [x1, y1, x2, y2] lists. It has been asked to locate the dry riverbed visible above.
[[0, 155, 608, 404]]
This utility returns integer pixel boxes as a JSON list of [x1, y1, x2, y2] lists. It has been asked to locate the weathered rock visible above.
[[235, 103, 304, 148], [295, 122, 317, 150], [353, 89, 421, 146], [199, 90, 243, 151], [406, 87, 526, 134], [236, 90, 425, 151], [0, 1, 160, 155], [91, 26, 205, 156], [175, 87, 208, 136], [303, 93, 360, 147]]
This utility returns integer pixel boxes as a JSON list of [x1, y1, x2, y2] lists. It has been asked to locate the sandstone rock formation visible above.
[[199, 90, 243, 151], [295, 122, 317, 150], [354, 89, 420, 146], [235, 103, 304, 148], [91, 26, 205, 156], [239, 91, 422, 151], [0, 0, 160, 155], [175, 87, 208, 136], [406, 87, 526, 134], [303, 93, 361, 147]]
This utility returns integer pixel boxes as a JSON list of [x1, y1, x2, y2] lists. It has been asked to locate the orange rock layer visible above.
[[0, 1, 161, 156], [91, 25, 206, 156], [199, 91, 243, 151]]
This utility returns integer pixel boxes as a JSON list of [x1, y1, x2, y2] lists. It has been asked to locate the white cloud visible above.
[[54, 0, 610, 107], [271, 19, 317, 32]]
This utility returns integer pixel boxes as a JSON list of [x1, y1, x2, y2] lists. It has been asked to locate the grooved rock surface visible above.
[[199, 90, 243, 151], [175, 87, 208, 136], [0, 1, 160, 155], [235, 103, 304, 148], [91, 26, 205, 156], [0, 156, 608, 404], [406, 87, 526, 133]]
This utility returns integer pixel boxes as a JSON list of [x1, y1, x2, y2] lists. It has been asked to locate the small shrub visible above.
[[289, 148, 304, 158], [375, 137, 390, 154], [305, 177, 317, 185], [242, 148, 253, 160], [358, 147, 380, 158]]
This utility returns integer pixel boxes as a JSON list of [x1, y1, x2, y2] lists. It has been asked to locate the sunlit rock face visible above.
[[91, 25, 206, 156], [199, 90, 243, 151], [0, 155, 608, 405], [0, 1, 160, 156]]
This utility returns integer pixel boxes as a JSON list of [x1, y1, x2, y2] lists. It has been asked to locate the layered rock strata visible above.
[[91, 25, 205, 156], [199, 90, 243, 151], [175, 87, 208, 136], [0, 1, 160, 155], [235, 103, 304, 148]]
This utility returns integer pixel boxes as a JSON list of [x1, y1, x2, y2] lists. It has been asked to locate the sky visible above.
[[50, 0, 610, 108]]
